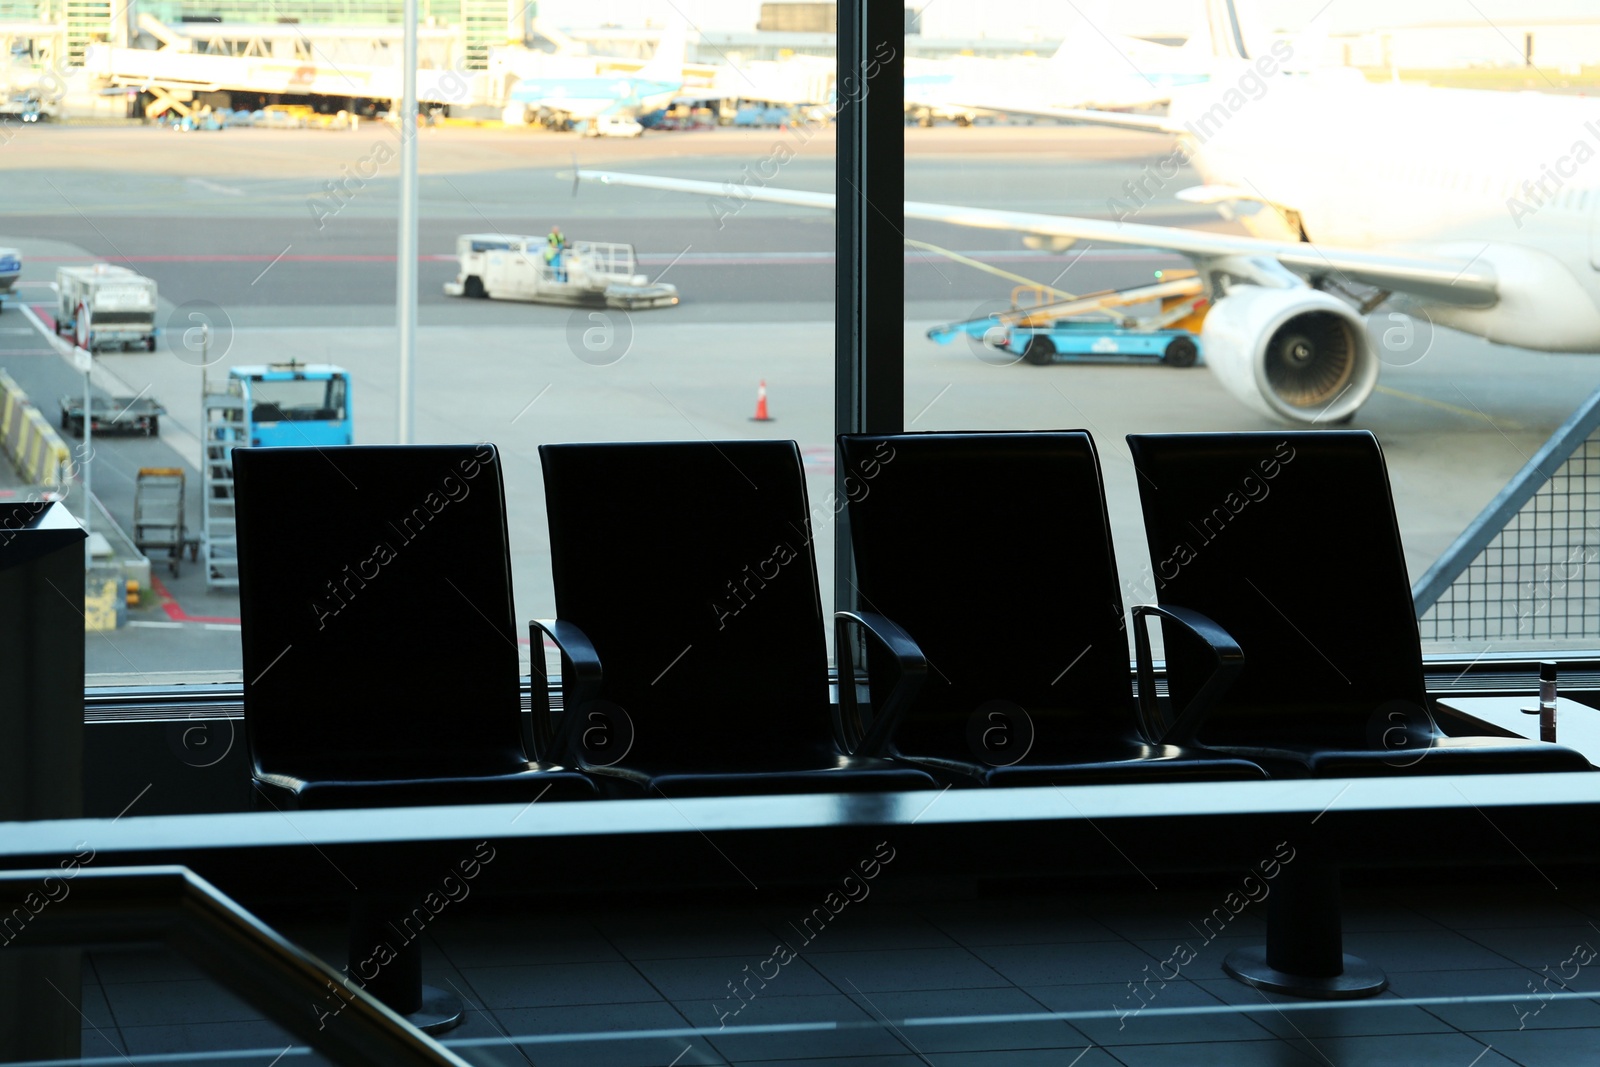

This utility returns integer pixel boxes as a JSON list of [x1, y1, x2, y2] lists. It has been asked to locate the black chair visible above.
[[234, 444, 595, 1031], [834, 431, 1266, 786], [1124, 430, 1591, 778], [1127, 430, 1590, 1000], [536, 439, 938, 797]]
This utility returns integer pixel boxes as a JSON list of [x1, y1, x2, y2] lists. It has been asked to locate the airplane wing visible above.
[[576, 169, 1498, 308], [937, 102, 1187, 134], [900, 77, 1185, 131]]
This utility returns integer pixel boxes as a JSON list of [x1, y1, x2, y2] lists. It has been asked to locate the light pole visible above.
[[396, 0, 418, 444], [73, 316, 92, 548]]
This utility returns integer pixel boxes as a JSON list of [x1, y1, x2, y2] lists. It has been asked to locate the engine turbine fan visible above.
[[1201, 286, 1378, 424]]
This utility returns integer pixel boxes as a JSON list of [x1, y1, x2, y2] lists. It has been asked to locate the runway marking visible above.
[[14, 249, 1177, 267], [21, 302, 57, 333], [149, 575, 241, 625], [17, 301, 206, 471], [127, 620, 238, 633], [1373, 384, 1518, 429], [21, 253, 456, 263], [185, 177, 245, 197], [800, 446, 834, 474]]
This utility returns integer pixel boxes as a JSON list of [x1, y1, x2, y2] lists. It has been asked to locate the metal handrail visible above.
[[0, 866, 469, 1067]]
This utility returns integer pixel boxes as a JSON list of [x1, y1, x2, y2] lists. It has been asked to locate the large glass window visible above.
[[0, 7, 834, 684], [5, 0, 1599, 687], [905, 0, 1600, 658], [250, 377, 347, 422]]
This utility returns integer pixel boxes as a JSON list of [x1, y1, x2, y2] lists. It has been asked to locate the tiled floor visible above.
[[64, 876, 1600, 1066]]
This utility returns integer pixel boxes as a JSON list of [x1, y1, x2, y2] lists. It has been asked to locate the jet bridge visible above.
[[85, 16, 485, 115]]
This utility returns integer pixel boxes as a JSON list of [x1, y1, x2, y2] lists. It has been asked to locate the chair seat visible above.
[[585, 756, 938, 798], [900, 744, 1268, 787], [1198, 734, 1594, 779], [254, 766, 598, 809]]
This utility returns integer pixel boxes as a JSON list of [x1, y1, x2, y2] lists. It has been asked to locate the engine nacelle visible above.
[[1201, 286, 1378, 424]]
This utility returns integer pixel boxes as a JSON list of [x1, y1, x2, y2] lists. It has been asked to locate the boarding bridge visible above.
[[83, 16, 491, 112], [0, 23, 68, 95], [87, 45, 485, 107]]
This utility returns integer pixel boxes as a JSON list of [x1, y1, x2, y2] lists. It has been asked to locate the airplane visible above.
[[509, 21, 687, 129], [905, 6, 1211, 125], [572, 0, 1600, 426]]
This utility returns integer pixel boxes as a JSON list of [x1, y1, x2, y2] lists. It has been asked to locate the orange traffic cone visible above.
[[750, 380, 774, 422]]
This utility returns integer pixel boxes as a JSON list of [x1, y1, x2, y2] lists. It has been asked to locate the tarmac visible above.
[[1, 124, 1594, 679]]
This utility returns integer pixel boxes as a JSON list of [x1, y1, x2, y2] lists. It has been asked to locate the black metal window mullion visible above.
[[833, 0, 905, 619]]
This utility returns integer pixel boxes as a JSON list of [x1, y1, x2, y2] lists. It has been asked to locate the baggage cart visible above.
[[134, 467, 196, 577]]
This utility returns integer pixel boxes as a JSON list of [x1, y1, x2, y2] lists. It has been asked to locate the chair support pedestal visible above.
[[348, 894, 464, 1034], [1223, 848, 1387, 1000]]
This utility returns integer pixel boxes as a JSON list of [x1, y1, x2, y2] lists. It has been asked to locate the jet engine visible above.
[[1200, 286, 1378, 424]]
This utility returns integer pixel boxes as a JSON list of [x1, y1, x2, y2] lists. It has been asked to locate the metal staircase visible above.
[[201, 381, 245, 590]]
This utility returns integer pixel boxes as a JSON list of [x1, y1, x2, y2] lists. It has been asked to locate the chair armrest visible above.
[[1132, 604, 1244, 747], [834, 610, 928, 757], [529, 618, 603, 763]]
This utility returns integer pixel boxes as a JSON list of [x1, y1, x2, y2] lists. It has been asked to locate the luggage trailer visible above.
[[928, 272, 1209, 367]]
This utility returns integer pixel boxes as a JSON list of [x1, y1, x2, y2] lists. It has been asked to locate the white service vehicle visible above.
[[55, 264, 160, 351], [443, 234, 679, 310], [585, 115, 645, 138], [0, 248, 20, 309], [0, 90, 57, 124]]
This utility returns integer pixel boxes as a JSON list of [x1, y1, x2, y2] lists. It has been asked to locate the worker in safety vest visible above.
[[544, 226, 568, 281]]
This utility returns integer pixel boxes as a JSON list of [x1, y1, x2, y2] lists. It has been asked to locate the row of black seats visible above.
[[233, 430, 1590, 811]]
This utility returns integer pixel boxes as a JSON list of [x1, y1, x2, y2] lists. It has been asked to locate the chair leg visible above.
[[348, 893, 464, 1033], [1223, 843, 1387, 999]]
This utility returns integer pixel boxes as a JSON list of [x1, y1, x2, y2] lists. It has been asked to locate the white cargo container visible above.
[[56, 264, 159, 352], [443, 234, 678, 310]]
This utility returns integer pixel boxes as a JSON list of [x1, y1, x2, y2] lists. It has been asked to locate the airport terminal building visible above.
[[6, 0, 1600, 1064]]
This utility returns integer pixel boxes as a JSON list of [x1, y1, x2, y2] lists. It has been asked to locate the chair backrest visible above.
[[839, 432, 1139, 760], [539, 440, 832, 768], [235, 444, 528, 778], [1126, 431, 1429, 744]]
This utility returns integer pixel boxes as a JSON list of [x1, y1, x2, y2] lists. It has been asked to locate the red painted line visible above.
[[148, 575, 241, 625], [27, 254, 456, 263], [31, 304, 57, 331]]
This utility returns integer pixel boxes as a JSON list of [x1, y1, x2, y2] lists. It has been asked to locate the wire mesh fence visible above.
[[1415, 391, 1600, 643]]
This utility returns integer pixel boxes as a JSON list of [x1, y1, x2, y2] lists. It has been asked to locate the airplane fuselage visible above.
[[1168, 69, 1600, 351], [511, 76, 681, 121]]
